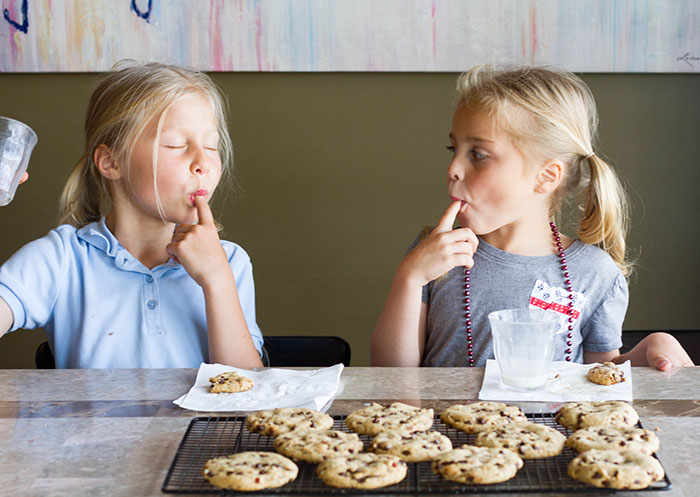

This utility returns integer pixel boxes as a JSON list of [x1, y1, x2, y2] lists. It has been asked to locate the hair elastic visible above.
[[585, 152, 596, 160]]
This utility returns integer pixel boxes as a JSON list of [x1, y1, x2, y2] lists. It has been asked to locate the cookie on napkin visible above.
[[208, 371, 254, 393], [587, 362, 626, 385]]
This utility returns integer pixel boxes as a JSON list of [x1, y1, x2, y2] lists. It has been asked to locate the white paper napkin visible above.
[[478, 360, 632, 402], [173, 363, 344, 412]]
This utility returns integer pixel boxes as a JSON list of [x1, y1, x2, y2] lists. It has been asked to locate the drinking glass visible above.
[[0, 116, 37, 206], [488, 308, 558, 391]]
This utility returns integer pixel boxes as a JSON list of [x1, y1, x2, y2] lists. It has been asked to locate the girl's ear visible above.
[[94, 145, 122, 180], [534, 160, 563, 194]]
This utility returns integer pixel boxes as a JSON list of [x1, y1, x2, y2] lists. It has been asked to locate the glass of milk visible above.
[[488, 308, 558, 391], [0, 116, 37, 206]]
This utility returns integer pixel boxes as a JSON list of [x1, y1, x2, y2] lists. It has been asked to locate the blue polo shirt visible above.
[[0, 218, 263, 368]]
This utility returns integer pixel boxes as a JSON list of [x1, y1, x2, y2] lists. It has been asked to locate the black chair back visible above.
[[35, 335, 351, 369], [35, 341, 55, 369], [262, 335, 351, 367]]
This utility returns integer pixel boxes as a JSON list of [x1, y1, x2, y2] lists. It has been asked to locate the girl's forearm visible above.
[[0, 297, 12, 337], [371, 266, 426, 366], [202, 274, 263, 369]]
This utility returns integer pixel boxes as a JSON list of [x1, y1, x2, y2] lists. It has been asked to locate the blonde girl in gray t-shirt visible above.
[[371, 65, 692, 370]]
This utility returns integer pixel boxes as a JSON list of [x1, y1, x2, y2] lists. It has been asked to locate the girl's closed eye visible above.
[[445, 145, 456, 156]]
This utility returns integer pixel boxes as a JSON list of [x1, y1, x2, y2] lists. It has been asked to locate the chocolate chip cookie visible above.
[[345, 402, 434, 435], [474, 421, 566, 458], [246, 407, 333, 436], [316, 453, 408, 489], [555, 401, 639, 430], [568, 448, 665, 489], [203, 451, 298, 491], [587, 362, 626, 385], [440, 402, 527, 434], [273, 429, 363, 463], [369, 430, 452, 462], [432, 445, 524, 484], [208, 371, 254, 393], [567, 425, 660, 455]]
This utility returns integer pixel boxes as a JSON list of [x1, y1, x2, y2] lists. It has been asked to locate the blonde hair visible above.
[[58, 60, 233, 227], [455, 65, 632, 276]]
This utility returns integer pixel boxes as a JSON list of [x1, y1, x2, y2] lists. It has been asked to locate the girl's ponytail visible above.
[[57, 153, 109, 227], [578, 153, 631, 276]]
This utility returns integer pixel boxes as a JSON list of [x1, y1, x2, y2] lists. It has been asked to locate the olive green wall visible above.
[[0, 72, 698, 368]]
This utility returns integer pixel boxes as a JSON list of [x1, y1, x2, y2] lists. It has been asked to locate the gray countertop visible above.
[[1, 367, 698, 496]]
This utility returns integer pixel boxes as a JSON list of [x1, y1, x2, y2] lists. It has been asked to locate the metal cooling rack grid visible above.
[[162, 413, 671, 495]]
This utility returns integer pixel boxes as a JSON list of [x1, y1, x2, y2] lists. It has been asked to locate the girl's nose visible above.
[[447, 158, 464, 181], [190, 148, 210, 176]]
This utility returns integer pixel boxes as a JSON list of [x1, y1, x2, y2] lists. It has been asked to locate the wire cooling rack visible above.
[[162, 412, 671, 494]]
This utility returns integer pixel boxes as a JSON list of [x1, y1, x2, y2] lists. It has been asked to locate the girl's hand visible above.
[[606, 332, 696, 370], [642, 332, 695, 370], [399, 200, 478, 286], [166, 196, 229, 288]]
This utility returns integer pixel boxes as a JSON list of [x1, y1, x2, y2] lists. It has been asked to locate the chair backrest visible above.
[[36, 335, 352, 369], [35, 341, 55, 369], [622, 329, 700, 364], [261, 335, 351, 367]]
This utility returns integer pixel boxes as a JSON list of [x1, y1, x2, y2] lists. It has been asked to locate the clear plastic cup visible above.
[[0, 116, 38, 206], [488, 308, 559, 391]]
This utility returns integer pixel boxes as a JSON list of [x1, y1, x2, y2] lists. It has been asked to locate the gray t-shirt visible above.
[[411, 234, 627, 367]]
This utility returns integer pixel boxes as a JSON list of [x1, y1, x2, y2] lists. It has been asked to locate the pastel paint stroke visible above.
[[307, 2, 314, 71], [530, 0, 537, 64], [431, 1, 437, 65], [210, 2, 224, 71], [255, 0, 264, 71]]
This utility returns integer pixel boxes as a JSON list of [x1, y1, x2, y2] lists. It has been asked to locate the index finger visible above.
[[434, 200, 461, 233], [194, 195, 215, 226]]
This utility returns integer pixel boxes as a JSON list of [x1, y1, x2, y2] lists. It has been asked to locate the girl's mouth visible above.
[[450, 195, 467, 207], [189, 189, 208, 206]]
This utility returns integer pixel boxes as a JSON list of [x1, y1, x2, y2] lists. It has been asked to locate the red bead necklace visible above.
[[463, 221, 575, 366]]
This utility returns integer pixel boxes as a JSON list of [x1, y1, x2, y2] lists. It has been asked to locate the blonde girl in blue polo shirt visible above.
[[0, 61, 263, 368]]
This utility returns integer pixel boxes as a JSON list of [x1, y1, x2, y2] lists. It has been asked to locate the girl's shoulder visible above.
[[219, 239, 253, 264], [568, 240, 621, 274]]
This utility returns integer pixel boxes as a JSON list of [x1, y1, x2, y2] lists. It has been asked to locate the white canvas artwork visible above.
[[1, 0, 698, 73]]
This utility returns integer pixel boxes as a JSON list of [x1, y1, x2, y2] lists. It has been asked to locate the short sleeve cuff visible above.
[[0, 282, 26, 332]]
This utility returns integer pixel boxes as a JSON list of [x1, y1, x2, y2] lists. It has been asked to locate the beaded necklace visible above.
[[463, 220, 574, 366]]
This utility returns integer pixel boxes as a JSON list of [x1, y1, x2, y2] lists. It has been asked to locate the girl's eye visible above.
[[204, 146, 218, 152], [164, 144, 185, 149], [471, 149, 488, 160], [445, 145, 456, 155]]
